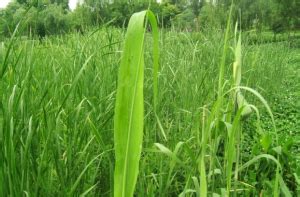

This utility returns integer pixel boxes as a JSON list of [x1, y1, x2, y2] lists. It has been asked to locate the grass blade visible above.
[[113, 10, 159, 197]]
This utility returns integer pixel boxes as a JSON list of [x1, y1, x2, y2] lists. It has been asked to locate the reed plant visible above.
[[0, 8, 296, 197]]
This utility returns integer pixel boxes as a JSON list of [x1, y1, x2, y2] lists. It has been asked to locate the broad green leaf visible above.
[[114, 10, 159, 197], [233, 35, 241, 87], [236, 91, 252, 117], [233, 32, 252, 117], [260, 133, 272, 152]]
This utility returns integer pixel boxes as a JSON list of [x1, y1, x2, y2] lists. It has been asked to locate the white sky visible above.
[[0, 0, 81, 10], [0, 0, 11, 8], [69, 0, 84, 11]]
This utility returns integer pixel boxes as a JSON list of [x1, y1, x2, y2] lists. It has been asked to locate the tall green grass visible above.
[[0, 10, 296, 197]]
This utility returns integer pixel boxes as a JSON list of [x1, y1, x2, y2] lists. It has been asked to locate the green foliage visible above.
[[113, 10, 159, 197], [41, 4, 68, 35], [2, 0, 299, 39], [0, 3, 300, 197], [160, 3, 181, 27], [172, 9, 195, 30], [0, 19, 299, 196], [67, 5, 93, 33], [199, 3, 226, 29]]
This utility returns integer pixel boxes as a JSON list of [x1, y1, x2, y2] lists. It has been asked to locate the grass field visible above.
[[0, 14, 299, 196]]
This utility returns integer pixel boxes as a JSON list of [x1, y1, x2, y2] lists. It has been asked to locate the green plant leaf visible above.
[[113, 10, 159, 197], [260, 133, 272, 152], [233, 32, 252, 117]]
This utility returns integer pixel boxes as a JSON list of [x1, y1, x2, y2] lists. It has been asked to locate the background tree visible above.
[[0, 2, 22, 36], [1, 0, 300, 40], [68, 4, 93, 33], [40, 4, 69, 35]]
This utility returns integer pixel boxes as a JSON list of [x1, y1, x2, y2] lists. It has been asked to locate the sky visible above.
[[0, 0, 11, 8], [0, 0, 88, 10], [69, 0, 84, 11]]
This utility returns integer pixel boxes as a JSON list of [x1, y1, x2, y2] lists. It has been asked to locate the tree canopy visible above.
[[0, 0, 299, 39]]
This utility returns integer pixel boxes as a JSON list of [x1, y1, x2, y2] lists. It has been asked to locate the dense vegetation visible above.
[[0, 0, 300, 39], [0, 0, 300, 196]]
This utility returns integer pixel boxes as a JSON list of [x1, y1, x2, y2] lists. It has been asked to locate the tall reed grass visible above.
[[0, 9, 295, 197]]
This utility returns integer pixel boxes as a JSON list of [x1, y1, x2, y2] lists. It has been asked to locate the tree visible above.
[[49, 0, 69, 9], [190, 0, 204, 31], [275, 0, 299, 31], [0, 2, 22, 36], [40, 4, 69, 35], [67, 4, 93, 33], [15, 0, 28, 4]]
